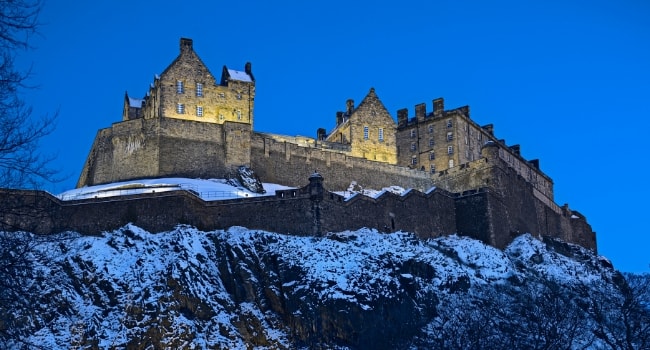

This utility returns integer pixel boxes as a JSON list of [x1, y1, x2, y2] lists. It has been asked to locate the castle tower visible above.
[[77, 38, 255, 187]]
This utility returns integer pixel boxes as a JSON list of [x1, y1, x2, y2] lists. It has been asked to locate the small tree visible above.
[[592, 273, 650, 350], [0, 0, 56, 189], [0, 0, 61, 345]]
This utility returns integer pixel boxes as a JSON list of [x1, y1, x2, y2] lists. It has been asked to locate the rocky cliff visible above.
[[2, 225, 648, 349]]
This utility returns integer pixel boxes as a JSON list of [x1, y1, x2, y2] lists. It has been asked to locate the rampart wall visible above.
[[0, 180, 455, 241], [250, 133, 435, 191], [78, 118, 252, 187], [452, 159, 596, 251]]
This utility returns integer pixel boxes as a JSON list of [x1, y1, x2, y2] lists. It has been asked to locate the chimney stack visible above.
[[180, 38, 193, 53], [433, 98, 444, 117]]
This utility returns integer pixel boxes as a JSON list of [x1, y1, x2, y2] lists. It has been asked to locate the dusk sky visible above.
[[16, 1, 649, 273]]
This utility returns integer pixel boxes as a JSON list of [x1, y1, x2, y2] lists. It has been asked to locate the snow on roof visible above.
[[58, 178, 293, 201], [128, 97, 144, 108], [227, 69, 253, 82]]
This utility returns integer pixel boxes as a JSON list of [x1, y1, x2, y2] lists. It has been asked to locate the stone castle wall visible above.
[[0, 182, 456, 241], [250, 133, 435, 191], [451, 151, 596, 251], [78, 118, 252, 187]]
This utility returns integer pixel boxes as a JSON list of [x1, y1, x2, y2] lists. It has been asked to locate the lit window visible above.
[[447, 132, 453, 141], [196, 106, 203, 117], [411, 142, 416, 151], [429, 152, 435, 160], [236, 110, 242, 120], [429, 138, 434, 147], [176, 81, 184, 94], [410, 129, 416, 138], [364, 126, 369, 140], [378, 128, 384, 141], [196, 83, 203, 97], [176, 103, 185, 114], [428, 124, 434, 133], [447, 146, 453, 154], [430, 165, 436, 173], [411, 156, 418, 165], [447, 119, 452, 128]]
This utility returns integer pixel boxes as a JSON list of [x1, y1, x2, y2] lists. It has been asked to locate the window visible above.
[[218, 92, 225, 98], [236, 110, 242, 120], [410, 129, 416, 138], [449, 159, 454, 168], [411, 156, 418, 165], [429, 138, 434, 147], [196, 106, 203, 117], [378, 128, 384, 141], [196, 83, 203, 97], [465, 137, 468, 145], [176, 81, 184, 94], [410, 142, 417, 151], [236, 93, 242, 100], [428, 124, 434, 133], [363, 126, 369, 140], [447, 119, 452, 128], [429, 152, 435, 160], [447, 145, 453, 154], [176, 103, 185, 114], [430, 164, 436, 173], [447, 132, 453, 141], [219, 113, 224, 121], [478, 133, 482, 141]]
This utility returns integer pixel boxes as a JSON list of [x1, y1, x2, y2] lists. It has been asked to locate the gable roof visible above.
[[159, 38, 216, 82]]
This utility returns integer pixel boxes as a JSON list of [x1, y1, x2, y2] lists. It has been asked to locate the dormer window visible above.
[[196, 83, 203, 97], [176, 81, 184, 94]]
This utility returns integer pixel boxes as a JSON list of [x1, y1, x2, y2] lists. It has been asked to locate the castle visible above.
[[2, 38, 595, 251]]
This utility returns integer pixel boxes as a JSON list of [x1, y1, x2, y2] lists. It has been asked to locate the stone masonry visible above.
[[48, 37, 596, 251]]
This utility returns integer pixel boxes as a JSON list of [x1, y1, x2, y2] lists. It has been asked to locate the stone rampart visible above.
[[250, 133, 435, 191], [77, 118, 252, 187], [0, 179, 453, 239]]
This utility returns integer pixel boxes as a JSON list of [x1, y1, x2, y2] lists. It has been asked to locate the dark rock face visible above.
[[3, 226, 645, 349], [235, 165, 265, 194]]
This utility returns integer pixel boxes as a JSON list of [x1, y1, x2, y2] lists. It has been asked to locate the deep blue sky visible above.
[[17, 1, 649, 273]]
